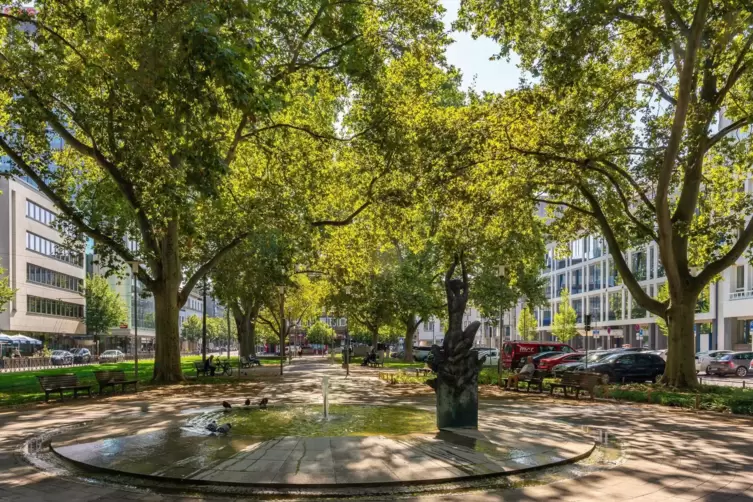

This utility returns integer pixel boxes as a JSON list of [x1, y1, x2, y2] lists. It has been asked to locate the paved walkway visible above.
[[1, 356, 753, 501]]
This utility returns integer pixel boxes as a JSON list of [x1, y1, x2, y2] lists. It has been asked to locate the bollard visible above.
[[695, 394, 700, 410]]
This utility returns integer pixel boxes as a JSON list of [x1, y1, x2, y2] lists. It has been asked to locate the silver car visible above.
[[695, 350, 733, 374], [706, 352, 753, 377]]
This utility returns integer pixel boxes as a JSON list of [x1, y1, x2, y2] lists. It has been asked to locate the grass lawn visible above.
[[0, 355, 285, 407]]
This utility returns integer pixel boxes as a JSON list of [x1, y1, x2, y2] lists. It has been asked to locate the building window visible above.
[[27, 295, 83, 318], [588, 263, 601, 291], [588, 296, 601, 322], [571, 268, 583, 294], [542, 307, 551, 327], [572, 298, 583, 323], [26, 199, 56, 226], [423, 321, 429, 331], [556, 273, 566, 295], [608, 258, 619, 287], [736, 265, 745, 292], [25, 232, 83, 267], [592, 237, 604, 259], [544, 250, 552, 273], [631, 249, 647, 281], [27, 264, 82, 293], [608, 291, 622, 321], [545, 277, 553, 299], [428, 321, 435, 332], [657, 257, 665, 278], [648, 246, 655, 280]]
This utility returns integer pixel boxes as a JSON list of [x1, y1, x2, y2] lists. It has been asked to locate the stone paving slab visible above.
[[51, 425, 594, 486]]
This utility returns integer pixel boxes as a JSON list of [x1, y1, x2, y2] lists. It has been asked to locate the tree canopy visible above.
[[456, 0, 753, 387], [85, 275, 126, 337]]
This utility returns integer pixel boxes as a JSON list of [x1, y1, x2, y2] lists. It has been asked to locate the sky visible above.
[[440, 0, 522, 94]]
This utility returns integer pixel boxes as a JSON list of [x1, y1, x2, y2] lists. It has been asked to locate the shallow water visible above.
[[189, 404, 438, 438]]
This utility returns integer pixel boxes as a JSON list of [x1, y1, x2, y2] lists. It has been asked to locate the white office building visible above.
[[0, 176, 86, 351]]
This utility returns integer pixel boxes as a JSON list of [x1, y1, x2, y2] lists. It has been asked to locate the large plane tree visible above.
[[0, 0, 447, 382], [458, 0, 753, 387]]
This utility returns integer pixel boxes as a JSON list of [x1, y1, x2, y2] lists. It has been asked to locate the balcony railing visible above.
[[730, 290, 753, 301]]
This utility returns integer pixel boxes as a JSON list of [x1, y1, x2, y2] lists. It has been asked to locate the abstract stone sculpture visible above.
[[427, 253, 484, 429]]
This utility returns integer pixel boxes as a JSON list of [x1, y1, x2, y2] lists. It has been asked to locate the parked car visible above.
[[501, 341, 576, 369], [707, 352, 753, 377], [471, 348, 500, 367], [530, 351, 565, 368], [647, 349, 668, 361], [551, 350, 616, 377], [538, 352, 585, 373], [413, 346, 432, 362], [99, 350, 125, 363], [70, 348, 92, 364], [578, 352, 666, 384], [696, 350, 733, 374], [50, 350, 74, 366]]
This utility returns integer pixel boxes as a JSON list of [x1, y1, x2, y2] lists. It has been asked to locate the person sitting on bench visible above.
[[204, 355, 216, 376], [506, 356, 535, 390]]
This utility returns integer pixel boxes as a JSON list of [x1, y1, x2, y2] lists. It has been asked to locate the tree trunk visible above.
[[152, 218, 185, 383], [403, 316, 416, 362], [663, 298, 698, 388], [234, 306, 257, 358], [371, 329, 379, 348]]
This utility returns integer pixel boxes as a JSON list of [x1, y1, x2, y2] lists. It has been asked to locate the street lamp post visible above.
[[202, 277, 208, 364], [277, 285, 286, 376], [497, 265, 506, 384], [344, 286, 351, 377], [126, 260, 143, 379]]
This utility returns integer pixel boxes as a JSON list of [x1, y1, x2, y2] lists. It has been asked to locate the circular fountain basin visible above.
[[50, 405, 595, 487]]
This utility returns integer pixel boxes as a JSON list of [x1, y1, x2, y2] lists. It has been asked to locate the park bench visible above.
[[94, 370, 138, 394], [239, 356, 262, 368], [519, 370, 546, 393], [550, 372, 600, 399], [37, 374, 92, 402], [194, 360, 209, 377], [367, 354, 385, 368], [414, 368, 432, 377]]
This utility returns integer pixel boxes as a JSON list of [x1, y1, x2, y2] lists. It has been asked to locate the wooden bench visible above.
[[414, 368, 432, 376], [37, 374, 92, 402], [94, 370, 138, 394], [240, 356, 261, 368], [194, 360, 209, 377], [519, 370, 546, 393], [367, 357, 384, 368], [550, 372, 600, 399]]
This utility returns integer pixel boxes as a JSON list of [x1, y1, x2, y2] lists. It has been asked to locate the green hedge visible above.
[[595, 383, 753, 414]]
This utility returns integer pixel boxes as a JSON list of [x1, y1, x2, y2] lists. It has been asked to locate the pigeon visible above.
[[244, 398, 250, 406], [216, 423, 232, 434], [222, 401, 232, 411], [205, 421, 218, 432], [258, 398, 268, 409]]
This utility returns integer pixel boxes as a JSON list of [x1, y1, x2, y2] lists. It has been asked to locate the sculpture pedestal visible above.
[[435, 379, 479, 429]]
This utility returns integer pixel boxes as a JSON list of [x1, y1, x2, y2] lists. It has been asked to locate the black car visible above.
[[579, 352, 665, 384], [70, 348, 92, 364]]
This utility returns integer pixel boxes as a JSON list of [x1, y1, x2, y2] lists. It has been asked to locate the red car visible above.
[[537, 352, 585, 373], [501, 341, 577, 369]]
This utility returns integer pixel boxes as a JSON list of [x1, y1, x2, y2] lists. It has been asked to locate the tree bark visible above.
[[152, 287, 183, 382], [151, 218, 185, 383], [234, 303, 258, 358], [663, 297, 698, 388], [403, 315, 416, 362], [371, 329, 379, 348]]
